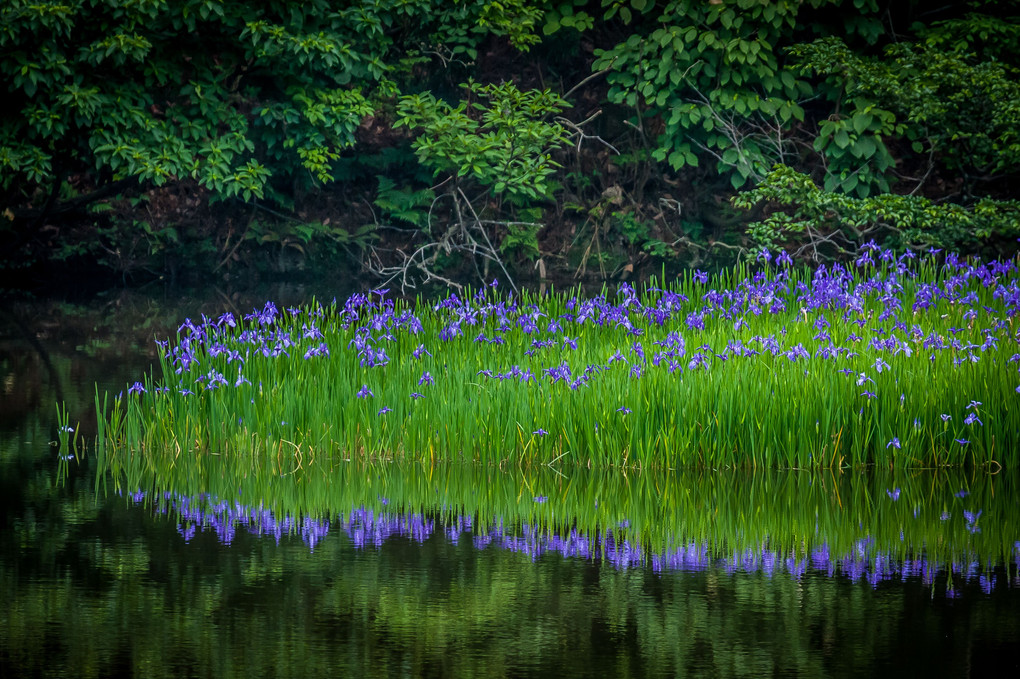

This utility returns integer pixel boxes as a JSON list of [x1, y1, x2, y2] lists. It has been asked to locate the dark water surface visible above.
[[2, 287, 1019, 678]]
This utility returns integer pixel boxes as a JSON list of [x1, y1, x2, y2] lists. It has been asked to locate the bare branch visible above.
[[556, 111, 621, 155]]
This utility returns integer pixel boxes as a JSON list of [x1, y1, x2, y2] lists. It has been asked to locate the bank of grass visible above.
[[97, 246, 1019, 469]]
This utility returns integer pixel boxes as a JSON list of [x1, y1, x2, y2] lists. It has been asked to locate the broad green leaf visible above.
[[852, 113, 874, 135]]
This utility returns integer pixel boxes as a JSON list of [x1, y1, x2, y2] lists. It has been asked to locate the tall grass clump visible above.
[[99, 245, 1020, 469]]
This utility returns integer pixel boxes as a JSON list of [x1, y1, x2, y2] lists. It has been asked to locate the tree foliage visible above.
[[1, 0, 1018, 283], [734, 164, 1020, 258]]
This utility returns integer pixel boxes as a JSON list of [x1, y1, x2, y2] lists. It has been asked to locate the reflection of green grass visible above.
[[11, 500, 1014, 679], [99, 254, 1020, 470], [96, 443, 1017, 572]]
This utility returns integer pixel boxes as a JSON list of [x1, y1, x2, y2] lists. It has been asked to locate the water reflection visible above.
[[123, 482, 1019, 601]]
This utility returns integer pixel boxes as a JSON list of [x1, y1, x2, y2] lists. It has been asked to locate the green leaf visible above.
[[852, 113, 874, 135], [856, 135, 877, 159]]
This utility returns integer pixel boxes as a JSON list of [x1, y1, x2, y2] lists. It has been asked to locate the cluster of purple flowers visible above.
[[131, 245, 1018, 464]]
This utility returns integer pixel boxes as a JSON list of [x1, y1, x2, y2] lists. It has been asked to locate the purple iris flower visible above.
[[886, 438, 901, 450], [356, 385, 374, 399]]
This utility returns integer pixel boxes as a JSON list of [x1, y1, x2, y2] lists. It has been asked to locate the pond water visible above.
[[2, 286, 1019, 678]]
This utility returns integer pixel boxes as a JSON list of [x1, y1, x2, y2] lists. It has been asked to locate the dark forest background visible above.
[[2, 0, 1018, 292]]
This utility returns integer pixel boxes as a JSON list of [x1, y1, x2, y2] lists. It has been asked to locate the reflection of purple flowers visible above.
[[886, 488, 901, 500], [124, 489, 1011, 600]]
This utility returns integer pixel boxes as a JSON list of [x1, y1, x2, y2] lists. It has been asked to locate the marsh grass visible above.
[[98, 247, 1019, 469]]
